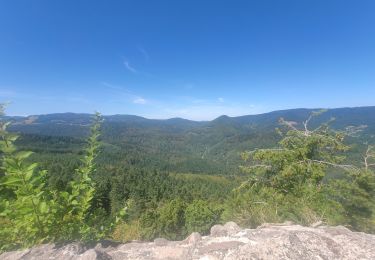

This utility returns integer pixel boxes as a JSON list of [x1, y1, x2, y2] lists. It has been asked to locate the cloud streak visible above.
[[101, 81, 130, 92], [123, 60, 137, 73], [101, 82, 148, 105], [133, 97, 147, 104]]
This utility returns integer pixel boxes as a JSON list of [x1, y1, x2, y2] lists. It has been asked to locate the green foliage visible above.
[[223, 186, 282, 227], [138, 204, 161, 240], [241, 114, 349, 194], [223, 185, 344, 227], [8, 107, 375, 177], [327, 171, 375, 233], [1, 104, 375, 251], [57, 112, 105, 241], [227, 111, 374, 231], [107, 170, 233, 240], [0, 109, 115, 251], [0, 108, 54, 248], [139, 198, 223, 241], [157, 198, 187, 240], [139, 199, 186, 240], [112, 220, 142, 242], [185, 200, 221, 235]]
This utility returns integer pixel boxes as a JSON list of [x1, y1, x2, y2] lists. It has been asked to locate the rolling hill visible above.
[[4, 106, 375, 175]]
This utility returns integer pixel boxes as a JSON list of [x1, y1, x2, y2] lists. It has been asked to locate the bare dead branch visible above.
[[244, 148, 286, 155], [303, 114, 313, 136], [307, 159, 359, 172], [244, 164, 272, 169], [364, 145, 375, 171], [279, 118, 299, 131]]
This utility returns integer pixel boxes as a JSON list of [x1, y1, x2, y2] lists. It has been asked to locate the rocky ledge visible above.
[[2, 222, 375, 260]]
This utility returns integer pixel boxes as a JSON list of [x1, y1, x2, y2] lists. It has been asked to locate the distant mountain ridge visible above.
[[5, 105, 375, 126], [3, 106, 375, 175], [6, 106, 375, 136]]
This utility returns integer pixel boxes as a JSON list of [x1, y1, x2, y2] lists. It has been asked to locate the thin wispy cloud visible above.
[[133, 97, 147, 104], [101, 81, 148, 105], [218, 97, 224, 102], [123, 59, 138, 73], [101, 81, 129, 92]]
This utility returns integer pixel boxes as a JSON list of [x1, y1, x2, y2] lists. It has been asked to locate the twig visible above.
[[307, 159, 359, 171]]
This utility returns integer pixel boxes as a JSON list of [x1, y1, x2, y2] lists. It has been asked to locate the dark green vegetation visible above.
[[1, 106, 375, 251], [0, 110, 122, 251], [7, 107, 375, 175]]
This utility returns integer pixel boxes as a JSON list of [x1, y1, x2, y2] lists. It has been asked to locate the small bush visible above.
[[185, 200, 221, 235], [112, 220, 142, 242]]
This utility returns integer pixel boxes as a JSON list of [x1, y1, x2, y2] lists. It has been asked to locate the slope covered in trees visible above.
[[1, 106, 375, 251], [6, 106, 375, 176]]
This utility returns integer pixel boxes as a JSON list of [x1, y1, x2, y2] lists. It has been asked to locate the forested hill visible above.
[[4, 106, 375, 175], [7, 106, 375, 134]]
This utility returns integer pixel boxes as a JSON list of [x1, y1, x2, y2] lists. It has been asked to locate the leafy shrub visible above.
[[138, 198, 223, 240], [112, 220, 142, 242], [156, 198, 187, 240], [185, 200, 222, 235], [0, 108, 116, 251], [223, 186, 282, 227], [139, 206, 161, 240], [327, 171, 375, 233], [226, 111, 373, 231]]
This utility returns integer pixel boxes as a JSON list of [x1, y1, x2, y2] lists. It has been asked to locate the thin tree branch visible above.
[[307, 159, 359, 171], [245, 164, 272, 169]]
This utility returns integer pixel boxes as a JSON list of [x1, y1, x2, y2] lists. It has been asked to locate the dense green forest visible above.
[[6, 107, 375, 175], [1, 106, 375, 251]]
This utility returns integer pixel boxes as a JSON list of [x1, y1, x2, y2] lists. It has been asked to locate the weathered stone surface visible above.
[[210, 224, 228, 237], [210, 222, 241, 237], [153, 238, 169, 246], [78, 249, 112, 260], [223, 222, 241, 235], [2, 222, 375, 260], [184, 232, 202, 245]]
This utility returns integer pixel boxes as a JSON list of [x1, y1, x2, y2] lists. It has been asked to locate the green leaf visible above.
[[1, 176, 22, 187], [16, 151, 34, 160], [39, 202, 48, 214]]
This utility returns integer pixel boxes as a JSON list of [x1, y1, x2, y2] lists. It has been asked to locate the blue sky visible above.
[[0, 0, 375, 120]]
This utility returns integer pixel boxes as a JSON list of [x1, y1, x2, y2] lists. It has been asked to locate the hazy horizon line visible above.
[[4, 105, 375, 122]]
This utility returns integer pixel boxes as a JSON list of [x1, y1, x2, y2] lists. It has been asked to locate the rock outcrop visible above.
[[2, 222, 375, 260]]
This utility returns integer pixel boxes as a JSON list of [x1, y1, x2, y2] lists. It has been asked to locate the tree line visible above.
[[1, 105, 374, 252]]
